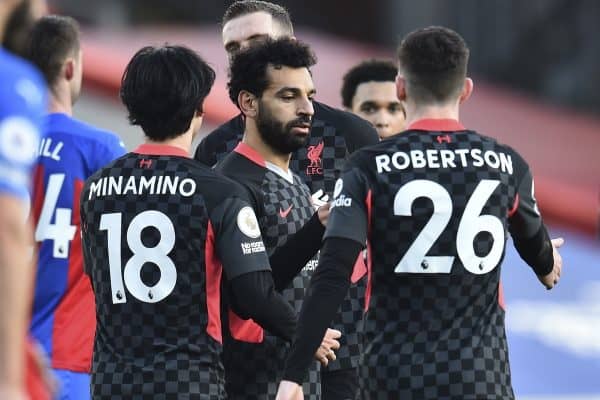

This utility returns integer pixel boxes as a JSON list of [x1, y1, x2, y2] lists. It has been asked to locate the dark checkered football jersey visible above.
[[80, 144, 271, 400], [215, 143, 321, 399], [324, 119, 544, 399], [195, 101, 378, 372]]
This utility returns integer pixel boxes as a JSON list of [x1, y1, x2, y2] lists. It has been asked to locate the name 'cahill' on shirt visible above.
[[375, 148, 513, 175], [88, 175, 196, 200]]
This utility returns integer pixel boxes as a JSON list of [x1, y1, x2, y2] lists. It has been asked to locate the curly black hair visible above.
[[341, 59, 397, 108], [397, 26, 469, 103], [227, 37, 316, 108], [120, 45, 216, 141]]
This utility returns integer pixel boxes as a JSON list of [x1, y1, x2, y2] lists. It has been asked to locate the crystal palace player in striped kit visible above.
[[27, 16, 125, 400], [81, 45, 299, 399], [196, 3, 379, 399], [278, 26, 564, 400]]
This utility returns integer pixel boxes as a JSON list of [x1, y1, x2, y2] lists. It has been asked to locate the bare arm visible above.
[[0, 196, 33, 398]]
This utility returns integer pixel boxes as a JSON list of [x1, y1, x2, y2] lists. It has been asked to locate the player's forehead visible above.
[[222, 12, 276, 47], [353, 81, 399, 107], [264, 65, 315, 94]]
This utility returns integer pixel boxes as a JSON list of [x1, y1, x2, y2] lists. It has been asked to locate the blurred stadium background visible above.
[[50, 0, 600, 398]]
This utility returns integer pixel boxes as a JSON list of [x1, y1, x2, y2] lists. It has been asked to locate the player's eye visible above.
[[389, 103, 403, 113], [360, 104, 377, 114]]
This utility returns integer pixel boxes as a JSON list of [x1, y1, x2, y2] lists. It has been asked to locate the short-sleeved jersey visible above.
[[325, 119, 542, 399], [196, 101, 378, 371], [80, 144, 271, 399], [216, 142, 321, 399], [0, 48, 45, 199], [29, 113, 125, 373]]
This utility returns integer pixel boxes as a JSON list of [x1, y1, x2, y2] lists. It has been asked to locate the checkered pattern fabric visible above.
[[218, 153, 321, 399], [327, 130, 519, 399], [196, 103, 378, 377], [81, 153, 232, 399]]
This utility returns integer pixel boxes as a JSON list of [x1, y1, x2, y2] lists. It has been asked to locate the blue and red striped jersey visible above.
[[29, 112, 125, 372]]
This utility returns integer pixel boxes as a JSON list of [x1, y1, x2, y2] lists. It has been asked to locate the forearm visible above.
[[230, 271, 297, 342], [0, 199, 33, 388], [282, 237, 362, 384], [512, 223, 553, 276], [271, 211, 325, 290]]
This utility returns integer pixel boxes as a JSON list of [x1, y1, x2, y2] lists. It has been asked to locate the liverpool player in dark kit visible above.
[[80, 45, 299, 399], [278, 27, 564, 400], [196, 3, 379, 399], [216, 37, 339, 400]]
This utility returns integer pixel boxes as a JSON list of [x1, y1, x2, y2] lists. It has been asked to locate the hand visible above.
[[276, 380, 303, 400], [314, 328, 341, 366], [316, 202, 330, 227], [311, 189, 329, 210], [537, 237, 564, 290]]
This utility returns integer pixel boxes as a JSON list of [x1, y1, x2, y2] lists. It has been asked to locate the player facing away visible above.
[[215, 37, 341, 400], [341, 59, 406, 139], [277, 26, 564, 400], [80, 45, 299, 399], [26, 15, 126, 400], [196, 3, 379, 398], [0, 2, 46, 399]]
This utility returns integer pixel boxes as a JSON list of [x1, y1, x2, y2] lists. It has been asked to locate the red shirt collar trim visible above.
[[233, 142, 266, 168], [133, 144, 190, 158], [407, 118, 465, 132]]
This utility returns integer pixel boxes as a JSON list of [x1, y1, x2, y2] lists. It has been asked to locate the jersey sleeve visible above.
[[508, 152, 553, 275], [323, 155, 370, 246], [194, 135, 218, 167], [210, 196, 271, 280], [0, 64, 46, 199], [94, 133, 126, 172]]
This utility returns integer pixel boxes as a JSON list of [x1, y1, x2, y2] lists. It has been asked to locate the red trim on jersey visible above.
[[364, 189, 373, 312], [30, 164, 45, 228], [51, 179, 94, 372], [350, 254, 367, 284], [508, 193, 520, 218], [228, 310, 264, 343], [205, 220, 223, 344], [407, 118, 465, 132], [498, 281, 506, 311], [233, 142, 266, 168], [133, 144, 190, 158], [25, 338, 51, 400]]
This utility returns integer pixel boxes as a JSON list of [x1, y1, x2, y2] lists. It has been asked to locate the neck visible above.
[[243, 120, 291, 171], [146, 129, 193, 155], [404, 101, 460, 126], [48, 83, 73, 115], [0, 7, 9, 44]]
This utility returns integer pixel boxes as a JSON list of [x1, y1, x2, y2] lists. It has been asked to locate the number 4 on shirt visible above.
[[35, 173, 77, 259]]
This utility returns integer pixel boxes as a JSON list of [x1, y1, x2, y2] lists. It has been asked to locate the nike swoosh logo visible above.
[[279, 205, 293, 218]]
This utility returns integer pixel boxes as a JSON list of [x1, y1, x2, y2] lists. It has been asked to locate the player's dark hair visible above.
[[341, 59, 398, 108], [26, 15, 80, 88], [397, 26, 469, 104], [223, 0, 293, 35], [228, 37, 316, 108], [120, 45, 216, 141]]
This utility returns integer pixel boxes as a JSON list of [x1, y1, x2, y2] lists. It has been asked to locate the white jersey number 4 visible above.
[[394, 179, 504, 275]]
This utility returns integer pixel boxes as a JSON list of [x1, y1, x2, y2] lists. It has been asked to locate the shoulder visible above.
[[313, 101, 379, 148], [194, 114, 244, 164], [0, 51, 46, 120]]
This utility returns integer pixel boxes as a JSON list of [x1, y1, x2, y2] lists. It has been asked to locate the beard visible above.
[[3, 0, 36, 57], [256, 102, 311, 155]]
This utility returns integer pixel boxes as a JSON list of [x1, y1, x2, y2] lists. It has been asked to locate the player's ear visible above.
[[459, 77, 473, 104], [238, 90, 258, 118], [396, 75, 407, 101], [64, 58, 74, 81]]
